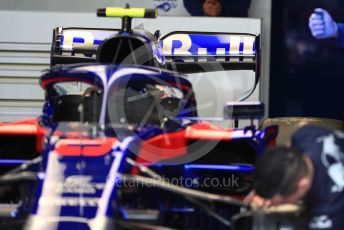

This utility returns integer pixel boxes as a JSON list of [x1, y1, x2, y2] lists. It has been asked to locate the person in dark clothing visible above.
[[246, 125, 344, 229], [183, 0, 251, 17]]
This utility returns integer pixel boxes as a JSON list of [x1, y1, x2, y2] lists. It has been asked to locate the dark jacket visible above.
[[335, 23, 344, 47], [292, 125, 344, 230]]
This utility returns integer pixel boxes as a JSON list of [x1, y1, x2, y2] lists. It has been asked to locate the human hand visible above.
[[203, 0, 222, 17], [244, 191, 272, 208], [309, 8, 338, 39]]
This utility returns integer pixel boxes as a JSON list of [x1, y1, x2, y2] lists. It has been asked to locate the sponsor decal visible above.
[[309, 215, 332, 229], [154, 0, 178, 12], [45, 175, 105, 195], [161, 33, 255, 61], [39, 197, 100, 207], [318, 134, 344, 193], [60, 30, 117, 50]]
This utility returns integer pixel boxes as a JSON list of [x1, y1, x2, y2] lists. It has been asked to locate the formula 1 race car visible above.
[[0, 7, 294, 230]]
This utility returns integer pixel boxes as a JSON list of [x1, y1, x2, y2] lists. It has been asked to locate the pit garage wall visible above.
[[0, 0, 270, 123]]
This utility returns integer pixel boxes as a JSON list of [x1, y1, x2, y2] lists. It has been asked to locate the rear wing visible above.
[[161, 32, 261, 100], [161, 32, 260, 73], [50, 27, 118, 66], [50, 28, 260, 76], [50, 28, 260, 102]]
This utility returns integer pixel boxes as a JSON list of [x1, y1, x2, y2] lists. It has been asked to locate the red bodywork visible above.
[[55, 138, 118, 157], [0, 118, 47, 153], [137, 123, 236, 163]]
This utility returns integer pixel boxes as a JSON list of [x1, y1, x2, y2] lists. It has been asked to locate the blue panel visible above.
[[0, 159, 30, 165], [188, 34, 232, 56], [73, 37, 85, 44], [184, 164, 254, 173]]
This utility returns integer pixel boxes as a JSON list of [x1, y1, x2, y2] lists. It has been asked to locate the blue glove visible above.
[[308, 8, 338, 39]]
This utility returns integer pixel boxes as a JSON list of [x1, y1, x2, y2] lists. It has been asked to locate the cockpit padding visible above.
[[53, 95, 84, 122], [53, 90, 102, 123]]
